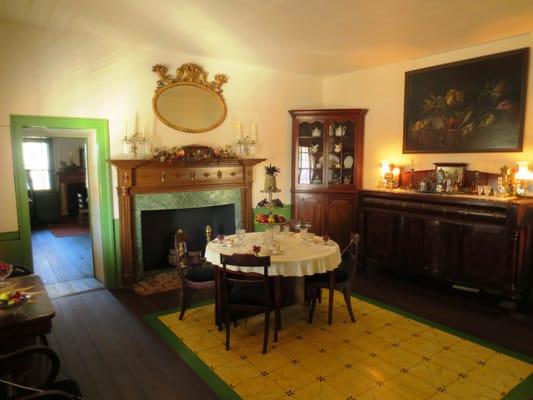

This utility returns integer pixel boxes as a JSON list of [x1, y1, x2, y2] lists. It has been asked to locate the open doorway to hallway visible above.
[[22, 131, 103, 297]]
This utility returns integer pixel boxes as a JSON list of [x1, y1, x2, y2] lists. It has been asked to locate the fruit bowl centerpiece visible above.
[[255, 212, 287, 226], [0, 291, 28, 315]]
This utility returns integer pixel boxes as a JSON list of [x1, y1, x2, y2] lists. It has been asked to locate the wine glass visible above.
[[0, 263, 13, 287]]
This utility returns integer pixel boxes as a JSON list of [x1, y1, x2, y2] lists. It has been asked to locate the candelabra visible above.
[[122, 132, 150, 158], [236, 136, 257, 157]]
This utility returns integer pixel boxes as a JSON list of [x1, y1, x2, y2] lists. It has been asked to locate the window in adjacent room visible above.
[[22, 140, 52, 190]]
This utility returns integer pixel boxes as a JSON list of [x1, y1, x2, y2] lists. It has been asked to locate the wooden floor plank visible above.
[[54, 296, 123, 400], [65, 295, 149, 400], [89, 290, 201, 400], [51, 297, 102, 400], [94, 289, 221, 400], [78, 293, 177, 400], [32, 227, 93, 285]]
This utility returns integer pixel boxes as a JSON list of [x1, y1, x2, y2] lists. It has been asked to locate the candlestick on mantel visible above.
[[142, 119, 147, 139]]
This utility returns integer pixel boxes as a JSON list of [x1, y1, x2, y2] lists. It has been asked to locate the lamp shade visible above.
[[515, 161, 533, 180]]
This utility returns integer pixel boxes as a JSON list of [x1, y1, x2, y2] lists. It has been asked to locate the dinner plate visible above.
[[343, 155, 354, 168]]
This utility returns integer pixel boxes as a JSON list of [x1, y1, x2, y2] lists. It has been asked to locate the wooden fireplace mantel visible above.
[[109, 157, 266, 285]]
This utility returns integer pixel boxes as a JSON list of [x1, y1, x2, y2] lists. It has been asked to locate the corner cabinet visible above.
[[290, 109, 367, 249], [359, 190, 533, 300]]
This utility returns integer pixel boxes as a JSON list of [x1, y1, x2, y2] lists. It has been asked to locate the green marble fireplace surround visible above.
[[134, 189, 241, 277]]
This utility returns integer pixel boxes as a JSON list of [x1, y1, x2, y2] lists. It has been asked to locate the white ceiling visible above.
[[1, 0, 533, 75]]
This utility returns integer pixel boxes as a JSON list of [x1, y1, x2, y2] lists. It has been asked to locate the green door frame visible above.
[[10, 115, 118, 288]]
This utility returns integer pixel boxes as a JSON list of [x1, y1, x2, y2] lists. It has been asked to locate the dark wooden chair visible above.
[[0, 346, 82, 400], [220, 253, 281, 354], [306, 233, 360, 325], [174, 228, 215, 320], [9, 264, 32, 278]]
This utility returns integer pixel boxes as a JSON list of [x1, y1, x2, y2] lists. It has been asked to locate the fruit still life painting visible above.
[[403, 48, 528, 153]]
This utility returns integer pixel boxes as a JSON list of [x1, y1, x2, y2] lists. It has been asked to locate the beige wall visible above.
[[2, 21, 532, 235], [0, 21, 323, 232], [323, 33, 533, 189]]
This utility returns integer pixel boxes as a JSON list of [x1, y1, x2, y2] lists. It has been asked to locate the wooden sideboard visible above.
[[359, 189, 533, 300], [110, 158, 265, 285]]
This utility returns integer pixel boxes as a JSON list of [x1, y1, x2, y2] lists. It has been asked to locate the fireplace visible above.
[[141, 204, 235, 270], [133, 188, 242, 277], [110, 156, 264, 285]]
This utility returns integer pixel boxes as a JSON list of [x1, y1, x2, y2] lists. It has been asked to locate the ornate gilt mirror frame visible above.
[[152, 63, 229, 133]]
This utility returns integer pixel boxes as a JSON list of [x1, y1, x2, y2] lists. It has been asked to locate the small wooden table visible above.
[[0, 275, 55, 347]]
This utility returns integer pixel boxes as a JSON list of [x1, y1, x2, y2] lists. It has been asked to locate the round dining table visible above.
[[204, 231, 342, 276], [205, 231, 342, 327]]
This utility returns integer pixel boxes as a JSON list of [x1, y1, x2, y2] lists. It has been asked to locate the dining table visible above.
[[204, 231, 342, 326], [0, 274, 55, 351]]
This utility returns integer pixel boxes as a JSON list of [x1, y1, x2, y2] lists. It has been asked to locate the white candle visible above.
[[142, 119, 146, 139], [236, 122, 243, 140], [251, 123, 257, 141], [124, 119, 128, 139]]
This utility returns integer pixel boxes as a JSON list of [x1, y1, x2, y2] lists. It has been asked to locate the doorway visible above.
[[10, 115, 117, 291], [22, 134, 101, 297]]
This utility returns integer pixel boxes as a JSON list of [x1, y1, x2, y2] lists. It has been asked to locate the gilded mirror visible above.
[[152, 63, 228, 133]]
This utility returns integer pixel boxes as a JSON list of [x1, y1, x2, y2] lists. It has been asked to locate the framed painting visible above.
[[403, 48, 529, 153]]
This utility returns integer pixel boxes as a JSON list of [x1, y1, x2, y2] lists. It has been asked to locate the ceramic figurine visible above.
[[334, 143, 342, 153]]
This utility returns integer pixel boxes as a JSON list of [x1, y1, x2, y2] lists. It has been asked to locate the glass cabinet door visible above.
[[296, 120, 324, 186], [327, 119, 356, 187]]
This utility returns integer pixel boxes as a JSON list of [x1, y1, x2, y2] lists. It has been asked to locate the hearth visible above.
[[141, 204, 235, 270]]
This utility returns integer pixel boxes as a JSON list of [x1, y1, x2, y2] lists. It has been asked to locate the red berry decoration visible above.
[[252, 245, 261, 255]]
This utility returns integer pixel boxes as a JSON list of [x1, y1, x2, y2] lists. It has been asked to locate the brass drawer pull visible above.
[[203, 172, 210, 178], [217, 170, 222, 179], [161, 171, 166, 182], [190, 171, 195, 181]]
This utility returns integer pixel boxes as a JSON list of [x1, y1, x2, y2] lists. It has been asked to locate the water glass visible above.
[[264, 230, 273, 251], [237, 228, 246, 244], [272, 224, 281, 239]]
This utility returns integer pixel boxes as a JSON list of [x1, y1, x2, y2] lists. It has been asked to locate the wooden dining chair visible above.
[[220, 253, 281, 354], [306, 233, 360, 325], [9, 264, 32, 278], [174, 228, 215, 320], [0, 345, 82, 399]]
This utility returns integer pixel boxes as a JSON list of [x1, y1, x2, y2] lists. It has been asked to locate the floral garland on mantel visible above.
[[152, 144, 238, 163]]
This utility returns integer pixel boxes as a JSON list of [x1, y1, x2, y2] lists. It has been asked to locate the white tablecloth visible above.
[[204, 232, 341, 277]]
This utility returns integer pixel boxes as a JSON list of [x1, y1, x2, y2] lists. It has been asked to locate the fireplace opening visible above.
[[141, 204, 235, 270]]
